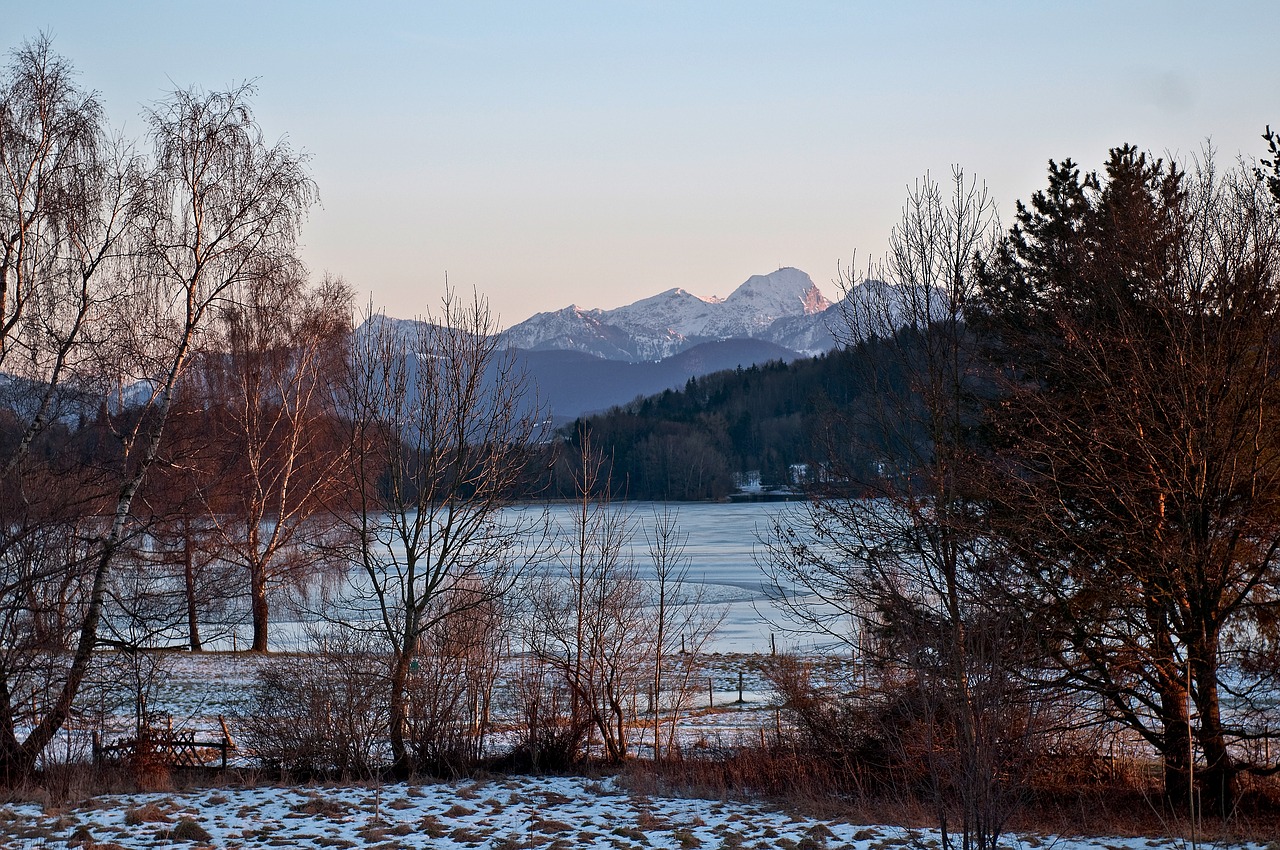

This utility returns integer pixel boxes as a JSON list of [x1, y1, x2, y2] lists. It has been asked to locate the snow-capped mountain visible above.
[[504, 267, 834, 361], [348, 271, 923, 420], [500, 305, 685, 361]]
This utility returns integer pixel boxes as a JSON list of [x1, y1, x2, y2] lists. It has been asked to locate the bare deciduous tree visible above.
[[0, 66, 314, 779], [339, 290, 545, 776], [525, 436, 718, 765], [646, 506, 720, 762], [0, 35, 132, 474], [762, 169, 1035, 850], [526, 434, 649, 764], [194, 270, 352, 651]]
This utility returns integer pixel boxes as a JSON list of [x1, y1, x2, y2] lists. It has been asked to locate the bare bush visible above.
[[239, 630, 388, 779], [404, 591, 506, 776]]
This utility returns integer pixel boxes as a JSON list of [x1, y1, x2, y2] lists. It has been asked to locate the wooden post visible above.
[[707, 677, 713, 708], [737, 671, 744, 703], [219, 715, 236, 750]]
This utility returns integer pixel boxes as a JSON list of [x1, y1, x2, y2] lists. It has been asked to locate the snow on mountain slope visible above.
[[711, 266, 830, 333], [762, 308, 839, 354], [506, 268, 833, 362], [605, 287, 721, 339], [607, 267, 829, 340], [501, 305, 684, 361]]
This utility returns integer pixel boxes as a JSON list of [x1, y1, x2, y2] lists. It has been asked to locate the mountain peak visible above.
[[726, 267, 831, 315], [504, 267, 838, 362]]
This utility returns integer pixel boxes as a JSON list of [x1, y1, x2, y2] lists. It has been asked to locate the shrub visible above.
[[238, 630, 389, 778]]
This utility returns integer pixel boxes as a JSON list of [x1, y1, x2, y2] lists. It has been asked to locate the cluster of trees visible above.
[[241, 423, 721, 780], [560, 343, 921, 500], [0, 37, 720, 785], [766, 151, 1280, 846], [0, 36, 322, 780]]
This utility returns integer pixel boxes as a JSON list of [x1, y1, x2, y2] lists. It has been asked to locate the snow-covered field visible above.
[[3, 774, 1260, 850], [7, 651, 1271, 850]]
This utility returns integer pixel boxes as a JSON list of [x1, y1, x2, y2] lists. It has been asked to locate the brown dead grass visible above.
[[122, 801, 172, 825], [619, 743, 1280, 846]]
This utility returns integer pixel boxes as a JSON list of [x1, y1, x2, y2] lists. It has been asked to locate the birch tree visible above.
[[0, 69, 314, 779]]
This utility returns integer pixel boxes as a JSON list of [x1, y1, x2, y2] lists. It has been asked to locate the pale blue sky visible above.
[[8, 1, 1278, 325]]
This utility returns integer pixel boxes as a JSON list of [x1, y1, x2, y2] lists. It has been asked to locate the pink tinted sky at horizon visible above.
[[9, 0, 1276, 326]]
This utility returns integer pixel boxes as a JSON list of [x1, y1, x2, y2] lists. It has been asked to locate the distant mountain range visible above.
[[7, 269, 901, 431], [363, 268, 921, 422], [503, 267, 840, 362]]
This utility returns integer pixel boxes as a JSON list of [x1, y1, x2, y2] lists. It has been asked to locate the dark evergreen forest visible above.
[[540, 332, 925, 501]]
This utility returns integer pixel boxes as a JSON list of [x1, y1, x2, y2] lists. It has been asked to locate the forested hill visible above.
[[556, 338, 906, 501]]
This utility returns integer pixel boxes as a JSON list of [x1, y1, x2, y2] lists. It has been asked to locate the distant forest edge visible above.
[[535, 332, 920, 502]]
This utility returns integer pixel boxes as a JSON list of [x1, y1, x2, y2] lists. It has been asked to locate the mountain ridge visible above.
[[503, 267, 837, 361], [356, 268, 911, 419]]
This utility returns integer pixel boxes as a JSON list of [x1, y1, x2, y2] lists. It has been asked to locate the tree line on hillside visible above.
[[5, 34, 1280, 850], [551, 333, 938, 501]]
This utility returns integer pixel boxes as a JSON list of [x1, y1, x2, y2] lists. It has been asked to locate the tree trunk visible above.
[[1159, 678, 1192, 807], [1192, 639, 1236, 817], [1147, 587, 1192, 806], [184, 522, 202, 652], [249, 560, 270, 653], [388, 649, 413, 777], [0, 673, 20, 783], [12, 525, 123, 780]]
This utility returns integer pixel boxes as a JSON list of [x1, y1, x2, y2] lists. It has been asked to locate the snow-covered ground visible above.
[[2, 774, 1258, 850], [95, 650, 844, 752], [8, 653, 1268, 849]]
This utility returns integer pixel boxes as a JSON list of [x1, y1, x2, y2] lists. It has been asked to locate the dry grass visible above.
[[6, 741, 1280, 847], [619, 741, 1280, 846], [122, 801, 172, 825], [289, 794, 353, 817], [441, 802, 477, 818], [160, 816, 213, 842]]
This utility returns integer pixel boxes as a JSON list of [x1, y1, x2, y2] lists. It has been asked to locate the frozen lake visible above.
[[516, 500, 825, 654], [248, 501, 835, 655]]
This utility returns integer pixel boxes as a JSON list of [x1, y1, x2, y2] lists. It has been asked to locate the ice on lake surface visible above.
[[225, 501, 829, 655], [518, 500, 819, 654]]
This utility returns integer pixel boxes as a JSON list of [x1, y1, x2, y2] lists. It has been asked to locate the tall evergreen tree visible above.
[[975, 146, 1280, 814]]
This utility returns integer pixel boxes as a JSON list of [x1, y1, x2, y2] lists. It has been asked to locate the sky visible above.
[[7, 1, 1279, 327]]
